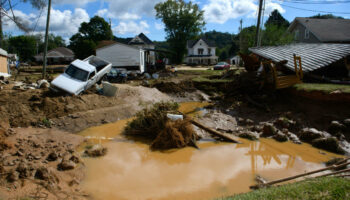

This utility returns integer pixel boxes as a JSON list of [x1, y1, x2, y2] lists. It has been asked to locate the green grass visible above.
[[294, 83, 350, 94], [177, 69, 223, 76], [218, 177, 350, 200], [192, 76, 233, 83]]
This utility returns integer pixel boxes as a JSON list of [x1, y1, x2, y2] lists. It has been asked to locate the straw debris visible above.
[[124, 102, 198, 150]]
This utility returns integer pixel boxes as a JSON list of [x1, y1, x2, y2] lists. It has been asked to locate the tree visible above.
[[265, 9, 290, 28], [239, 26, 256, 54], [69, 16, 112, 59], [155, 0, 205, 64], [310, 14, 344, 19], [261, 24, 293, 46], [0, 0, 46, 46], [8, 35, 36, 61]]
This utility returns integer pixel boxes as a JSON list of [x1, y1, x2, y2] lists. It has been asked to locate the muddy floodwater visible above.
[[78, 102, 342, 200]]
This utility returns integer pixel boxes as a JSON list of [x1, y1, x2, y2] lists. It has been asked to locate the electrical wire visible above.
[[281, 4, 350, 14], [278, 0, 350, 4]]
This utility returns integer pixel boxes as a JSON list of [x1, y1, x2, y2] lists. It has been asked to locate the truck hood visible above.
[[51, 74, 87, 95]]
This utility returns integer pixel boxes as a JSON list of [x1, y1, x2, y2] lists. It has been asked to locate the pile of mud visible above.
[[124, 102, 198, 150], [0, 84, 171, 130]]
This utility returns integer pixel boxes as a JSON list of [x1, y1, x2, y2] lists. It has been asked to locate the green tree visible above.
[[265, 9, 290, 28], [310, 14, 344, 19], [8, 35, 36, 61], [155, 0, 205, 64], [261, 24, 293, 46], [69, 16, 112, 59], [0, 0, 46, 46], [239, 26, 256, 54]]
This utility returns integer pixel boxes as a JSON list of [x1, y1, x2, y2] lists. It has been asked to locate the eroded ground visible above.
[[0, 69, 349, 199]]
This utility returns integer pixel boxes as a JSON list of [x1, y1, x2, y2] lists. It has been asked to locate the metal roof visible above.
[[249, 43, 350, 72], [0, 48, 8, 57]]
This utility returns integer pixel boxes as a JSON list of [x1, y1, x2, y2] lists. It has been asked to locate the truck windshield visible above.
[[65, 64, 89, 81]]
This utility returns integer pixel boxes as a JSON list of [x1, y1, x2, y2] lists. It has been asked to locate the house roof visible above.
[[35, 47, 74, 58], [96, 40, 117, 49], [0, 48, 8, 57], [96, 41, 140, 51], [249, 43, 350, 72], [187, 37, 216, 48], [288, 17, 350, 43], [128, 33, 154, 45]]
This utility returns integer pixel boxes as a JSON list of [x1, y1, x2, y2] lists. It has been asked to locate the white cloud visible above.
[[203, 0, 285, 24], [52, 0, 97, 6], [154, 22, 164, 30], [113, 20, 150, 35], [3, 8, 90, 39], [102, 0, 165, 20]]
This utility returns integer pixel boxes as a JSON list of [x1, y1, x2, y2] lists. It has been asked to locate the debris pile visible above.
[[124, 102, 198, 150]]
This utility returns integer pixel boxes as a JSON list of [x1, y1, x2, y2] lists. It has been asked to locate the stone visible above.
[[58, 160, 76, 171], [311, 137, 345, 155], [7, 171, 19, 182], [238, 131, 259, 141], [283, 130, 302, 144], [272, 132, 289, 142], [84, 144, 107, 157], [46, 152, 58, 161], [274, 117, 295, 129], [344, 119, 350, 127], [37, 79, 50, 89], [35, 167, 50, 180], [69, 155, 80, 164], [16, 162, 30, 178], [261, 123, 277, 137], [328, 121, 346, 134], [298, 128, 329, 142]]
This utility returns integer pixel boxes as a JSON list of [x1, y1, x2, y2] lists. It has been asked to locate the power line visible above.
[[281, 4, 350, 14], [279, 0, 350, 4]]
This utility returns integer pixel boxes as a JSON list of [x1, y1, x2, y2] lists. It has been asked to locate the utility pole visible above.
[[0, 3, 3, 48], [255, 0, 263, 47], [42, 0, 52, 79], [239, 19, 243, 53]]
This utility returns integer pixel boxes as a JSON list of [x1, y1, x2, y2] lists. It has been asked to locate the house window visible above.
[[198, 48, 204, 55], [208, 48, 211, 55], [305, 29, 310, 39]]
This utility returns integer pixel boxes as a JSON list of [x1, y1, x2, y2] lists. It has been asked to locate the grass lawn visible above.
[[218, 177, 350, 200], [294, 83, 350, 94]]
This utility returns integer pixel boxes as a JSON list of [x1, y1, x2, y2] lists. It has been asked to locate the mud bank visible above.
[[0, 84, 171, 133]]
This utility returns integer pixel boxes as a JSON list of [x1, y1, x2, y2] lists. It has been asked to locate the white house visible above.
[[186, 38, 218, 65], [96, 33, 155, 70]]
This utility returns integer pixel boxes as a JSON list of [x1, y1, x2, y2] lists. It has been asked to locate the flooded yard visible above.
[[78, 103, 342, 200]]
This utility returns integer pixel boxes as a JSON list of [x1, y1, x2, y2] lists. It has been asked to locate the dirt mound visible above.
[[124, 102, 198, 150], [0, 84, 171, 130], [153, 81, 196, 94]]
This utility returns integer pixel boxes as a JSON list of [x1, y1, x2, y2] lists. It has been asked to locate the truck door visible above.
[[140, 50, 145, 73]]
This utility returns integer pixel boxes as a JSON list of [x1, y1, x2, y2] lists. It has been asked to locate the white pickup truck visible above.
[[51, 56, 112, 95]]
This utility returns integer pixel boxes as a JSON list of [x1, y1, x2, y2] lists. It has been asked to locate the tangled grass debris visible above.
[[124, 102, 198, 150]]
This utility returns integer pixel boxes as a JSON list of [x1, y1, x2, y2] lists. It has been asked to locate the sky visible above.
[[2, 0, 350, 43]]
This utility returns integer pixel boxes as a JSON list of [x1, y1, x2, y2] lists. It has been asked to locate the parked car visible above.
[[214, 62, 230, 70], [51, 56, 112, 95], [106, 68, 128, 83]]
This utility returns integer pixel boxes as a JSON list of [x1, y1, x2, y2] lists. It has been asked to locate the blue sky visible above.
[[3, 0, 350, 42]]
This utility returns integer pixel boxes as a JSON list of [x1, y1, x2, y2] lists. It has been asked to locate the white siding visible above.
[[188, 39, 216, 56], [96, 43, 140, 67]]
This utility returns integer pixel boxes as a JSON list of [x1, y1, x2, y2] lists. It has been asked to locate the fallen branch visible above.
[[189, 118, 241, 144], [250, 159, 350, 189], [316, 168, 350, 178]]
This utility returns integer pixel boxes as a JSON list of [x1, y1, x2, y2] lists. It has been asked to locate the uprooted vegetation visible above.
[[123, 102, 198, 150]]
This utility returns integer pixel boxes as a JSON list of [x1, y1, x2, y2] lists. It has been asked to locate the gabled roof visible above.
[[288, 17, 350, 43], [128, 33, 154, 45], [35, 47, 74, 58], [96, 40, 117, 49], [96, 41, 140, 51], [187, 37, 216, 48], [0, 48, 8, 57], [249, 43, 350, 72]]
